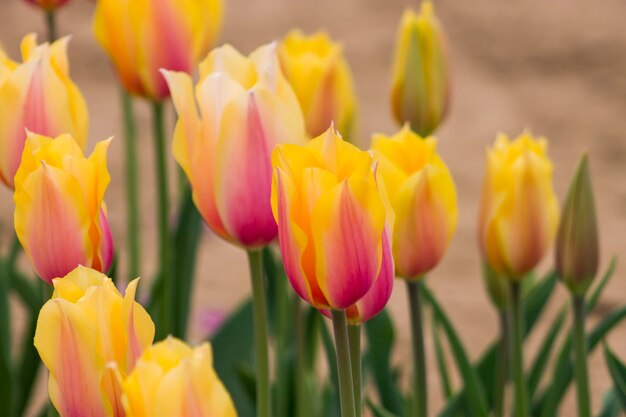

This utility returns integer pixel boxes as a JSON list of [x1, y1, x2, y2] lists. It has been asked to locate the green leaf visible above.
[[535, 304, 626, 416], [527, 304, 568, 399], [319, 315, 340, 414], [596, 388, 623, 417], [172, 189, 203, 339], [603, 344, 626, 410], [12, 314, 41, 417], [588, 257, 617, 313], [210, 300, 255, 417], [432, 314, 453, 399], [0, 261, 11, 417], [422, 285, 488, 417], [8, 270, 40, 314], [366, 399, 401, 417], [364, 309, 404, 414]]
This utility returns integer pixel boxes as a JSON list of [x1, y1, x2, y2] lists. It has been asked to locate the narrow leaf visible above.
[[603, 344, 626, 410]]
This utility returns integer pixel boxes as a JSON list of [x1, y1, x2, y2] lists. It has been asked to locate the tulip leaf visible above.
[[0, 261, 12, 417], [432, 314, 454, 399], [12, 313, 41, 417], [7, 270, 39, 314], [596, 388, 623, 417], [172, 189, 203, 339], [210, 299, 255, 417], [587, 256, 617, 313], [422, 285, 488, 417], [603, 344, 626, 410], [527, 304, 568, 399], [366, 399, 401, 417], [534, 304, 626, 416], [364, 308, 404, 414]]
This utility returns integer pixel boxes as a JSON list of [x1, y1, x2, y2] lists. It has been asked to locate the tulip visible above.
[[121, 337, 237, 417], [371, 124, 457, 279], [556, 154, 599, 295], [34, 266, 155, 417], [93, 0, 223, 101], [23, 0, 71, 10], [14, 133, 114, 284], [271, 125, 390, 311], [477, 132, 560, 280], [390, 1, 450, 137], [278, 30, 357, 140], [0, 34, 88, 189], [163, 43, 306, 248]]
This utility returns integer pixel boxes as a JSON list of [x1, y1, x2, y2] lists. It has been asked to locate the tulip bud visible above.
[[93, 0, 223, 100], [34, 266, 155, 417], [163, 43, 305, 248], [556, 154, 599, 296], [390, 1, 450, 137], [477, 132, 560, 280], [121, 337, 237, 417], [271, 126, 392, 311], [23, 0, 71, 11], [278, 30, 357, 140], [0, 34, 88, 189], [371, 124, 457, 279], [14, 133, 114, 284]]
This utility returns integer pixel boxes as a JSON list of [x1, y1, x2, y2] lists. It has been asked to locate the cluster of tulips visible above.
[[1, 1, 626, 417]]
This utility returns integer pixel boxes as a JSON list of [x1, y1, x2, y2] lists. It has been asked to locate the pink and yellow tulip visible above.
[[271, 126, 392, 311], [478, 132, 560, 279], [0, 34, 88, 189], [14, 133, 113, 284], [371, 125, 457, 279], [121, 337, 237, 417], [93, 0, 223, 100], [278, 30, 357, 140], [23, 0, 71, 10], [34, 266, 155, 417], [390, 1, 450, 137], [163, 43, 305, 248]]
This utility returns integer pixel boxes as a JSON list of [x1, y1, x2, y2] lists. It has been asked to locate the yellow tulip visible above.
[[34, 266, 155, 417], [371, 124, 457, 279], [93, 0, 223, 100], [271, 126, 393, 311], [0, 34, 88, 189], [163, 43, 305, 248], [278, 30, 357, 140], [478, 132, 560, 280], [14, 133, 113, 284], [121, 337, 237, 417], [390, 1, 450, 137]]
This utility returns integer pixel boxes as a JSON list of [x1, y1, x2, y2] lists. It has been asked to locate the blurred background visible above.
[[1, 0, 625, 415]]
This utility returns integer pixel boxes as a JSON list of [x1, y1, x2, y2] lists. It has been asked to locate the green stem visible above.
[[407, 280, 427, 417], [509, 281, 528, 417], [247, 250, 271, 417], [493, 310, 509, 417], [348, 325, 362, 417], [152, 101, 171, 337], [45, 10, 57, 42], [121, 90, 140, 280], [572, 295, 591, 417], [330, 309, 356, 417], [7, 233, 21, 274], [294, 298, 307, 417]]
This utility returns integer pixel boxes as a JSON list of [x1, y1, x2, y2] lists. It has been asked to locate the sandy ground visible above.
[[1, 0, 626, 415]]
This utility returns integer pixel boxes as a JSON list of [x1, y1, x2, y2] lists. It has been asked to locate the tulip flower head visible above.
[[163, 43, 305, 248], [478, 132, 560, 280], [371, 124, 457, 280], [23, 0, 71, 11], [34, 266, 155, 417], [93, 0, 223, 100], [390, 1, 450, 137], [14, 133, 114, 284], [278, 30, 357, 140], [556, 154, 599, 296], [122, 337, 237, 417], [0, 34, 88, 189], [271, 126, 392, 311]]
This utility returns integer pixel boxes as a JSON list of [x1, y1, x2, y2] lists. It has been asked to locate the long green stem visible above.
[[572, 295, 591, 417], [294, 298, 306, 417], [45, 10, 57, 42], [407, 280, 427, 417], [509, 281, 528, 417], [493, 310, 509, 417], [152, 101, 171, 337], [348, 325, 362, 417], [121, 90, 140, 280], [330, 309, 356, 417], [247, 250, 271, 417]]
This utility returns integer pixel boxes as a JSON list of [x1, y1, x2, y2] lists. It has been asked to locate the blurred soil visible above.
[[1, 0, 626, 415]]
